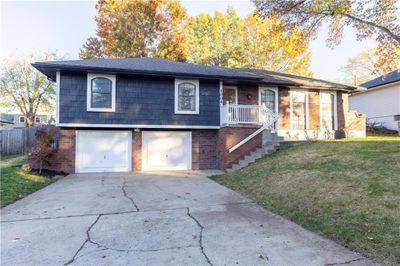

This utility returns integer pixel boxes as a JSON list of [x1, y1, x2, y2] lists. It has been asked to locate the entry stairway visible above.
[[226, 130, 283, 173]]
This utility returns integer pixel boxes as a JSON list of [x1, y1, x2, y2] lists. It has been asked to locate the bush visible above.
[[30, 126, 56, 173]]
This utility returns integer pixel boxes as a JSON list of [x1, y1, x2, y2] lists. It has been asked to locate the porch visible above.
[[220, 85, 278, 129]]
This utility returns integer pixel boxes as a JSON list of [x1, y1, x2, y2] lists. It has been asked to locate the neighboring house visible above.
[[31, 58, 365, 173], [0, 113, 51, 129], [349, 70, 400, 132]]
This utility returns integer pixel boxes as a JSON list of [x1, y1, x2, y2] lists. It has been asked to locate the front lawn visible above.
[[1, 154, 51, 207], [211, 136, 400, 265]]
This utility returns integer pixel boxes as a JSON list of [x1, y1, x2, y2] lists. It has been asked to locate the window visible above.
[[291, 90, 307, 130], [35, 117, 41, 123], [223, 86, 237, 104], [260, 89, 276, 111], [87, 73, 116, 112], [320, 92, 335, 130], [175, 79, 199, 114], [19, 116, 25, 123]]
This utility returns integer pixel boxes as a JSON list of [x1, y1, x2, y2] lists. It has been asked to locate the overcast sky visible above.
[[1, 0, 376, 80]]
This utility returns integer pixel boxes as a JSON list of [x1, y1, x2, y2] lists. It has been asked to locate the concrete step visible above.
[[227, 144, 280, 173]]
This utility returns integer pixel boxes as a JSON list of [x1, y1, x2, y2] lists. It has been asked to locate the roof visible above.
[[32, 57, 360, 91], [360, 70, 400, 89]]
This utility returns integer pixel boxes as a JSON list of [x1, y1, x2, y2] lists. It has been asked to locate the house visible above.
[[31, 58, 366, 173], [0, 113, 51, 129], [349, 70, 400, 132]]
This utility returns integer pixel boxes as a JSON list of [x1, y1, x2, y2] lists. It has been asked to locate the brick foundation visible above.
[[217, 126, 262, 169], [132, 130, 142, 171], [28, 128, 75, 174], [192, 130, 218, 170]]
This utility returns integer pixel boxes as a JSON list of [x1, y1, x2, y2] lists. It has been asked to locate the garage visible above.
[[142, 131, 192, 171], [76, 131, 132, 173]]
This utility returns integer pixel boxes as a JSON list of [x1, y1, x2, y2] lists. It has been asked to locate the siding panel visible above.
[[59, 73, 220, 126]]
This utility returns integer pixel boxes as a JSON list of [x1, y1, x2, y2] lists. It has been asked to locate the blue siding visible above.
[[59, 72, 220, 126]]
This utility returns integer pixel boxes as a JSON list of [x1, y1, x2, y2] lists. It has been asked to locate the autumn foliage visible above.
[[30, 126, 56, 173], [80, 0, 312, 76]]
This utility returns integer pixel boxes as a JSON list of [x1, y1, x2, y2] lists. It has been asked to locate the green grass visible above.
[[211, 136, 400, 265], [1, 154, 51, 207]]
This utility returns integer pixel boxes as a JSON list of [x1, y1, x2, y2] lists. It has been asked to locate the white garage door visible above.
[[142, 131, 192, 171], [76, 131, 132, 173]]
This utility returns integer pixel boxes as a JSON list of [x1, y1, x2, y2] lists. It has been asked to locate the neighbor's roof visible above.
[[32, 57, 360, 91], [360, 70, 400, 89]]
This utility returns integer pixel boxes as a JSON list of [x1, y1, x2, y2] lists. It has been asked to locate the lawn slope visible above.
[[211, 136, 400, 265], [1, 154, 51, 207]]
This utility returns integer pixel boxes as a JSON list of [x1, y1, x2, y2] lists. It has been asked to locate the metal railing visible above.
[[220, 102, 277, 130]]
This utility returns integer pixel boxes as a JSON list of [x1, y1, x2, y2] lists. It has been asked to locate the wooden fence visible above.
[[0, 128, 36, 155]]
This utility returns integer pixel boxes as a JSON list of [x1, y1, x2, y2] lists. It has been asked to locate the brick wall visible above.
[[28, 128, 75, 174], [217, 126, 262, 169], [308, 89, 320, 130], [192, 130, 218, 170], [132, 130, 141, 171], [337, 91, 366, 134], [238, 85, 259, 105], [278, 87, 290, 129], [337, 91, 348, 130]]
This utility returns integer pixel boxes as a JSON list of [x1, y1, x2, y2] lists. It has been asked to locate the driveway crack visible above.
[[187, 208, 213, 266], [64, 214, 102, 265], [324, 257, 366, 266], [122, 179, 139, 211]]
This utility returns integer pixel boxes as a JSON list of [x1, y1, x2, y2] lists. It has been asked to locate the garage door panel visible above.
[[142, 131, 191, 171], [76, 131, 132, 173]]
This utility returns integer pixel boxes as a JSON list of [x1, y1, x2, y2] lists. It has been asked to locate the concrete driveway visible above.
[[1, 172, 375, 266]]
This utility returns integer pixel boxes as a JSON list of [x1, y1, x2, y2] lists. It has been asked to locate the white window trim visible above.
[[19, 116, 25, 123], [320, 91, 338, 130], [35, 117, 41, 123], [174, 79, 199, 114], [87, 73, 116, 112], [290, 89, 309, 130], [259, 86, 279, 132], [223, 86, 238, 104], [258, 86, 278, 113]]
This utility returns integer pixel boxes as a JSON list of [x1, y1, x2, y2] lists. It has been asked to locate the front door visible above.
[[259, 87, 278, 129]]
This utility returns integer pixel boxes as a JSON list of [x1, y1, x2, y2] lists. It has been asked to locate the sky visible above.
[[0, 0, 377, 81]]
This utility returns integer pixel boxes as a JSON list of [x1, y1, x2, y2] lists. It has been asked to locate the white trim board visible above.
[[223, 85, 238, 104], [58, 123, 220, 129], [319, 91, 338, 130], [87, 73, 116, 112], [56, 71, 60, 125], [290, 89, 309, 130], [174, 79, 200, 114]]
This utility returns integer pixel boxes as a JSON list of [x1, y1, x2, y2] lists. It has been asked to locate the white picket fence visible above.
[[0, 128, 36, 155]]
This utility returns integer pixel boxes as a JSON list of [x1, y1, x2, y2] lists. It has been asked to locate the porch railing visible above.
[[220, 102, 277, 130]]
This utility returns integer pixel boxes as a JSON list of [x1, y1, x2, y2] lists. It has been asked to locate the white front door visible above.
[[142, 131, 192, 171], [76, 131, 132, 173]]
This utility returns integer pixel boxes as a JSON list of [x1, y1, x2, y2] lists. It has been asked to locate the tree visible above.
[[80, 0, 189, 61], [188, 8, 312, 76], [241, 14, 312, 76], [187, 7, 245, 67], [338, 49, 381, 85], [253, 0, 400, 73], [0, 53, 57, 127], [30, 126, 56, 173]]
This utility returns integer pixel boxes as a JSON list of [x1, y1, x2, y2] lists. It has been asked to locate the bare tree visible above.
[[0, 53, 58, 127]]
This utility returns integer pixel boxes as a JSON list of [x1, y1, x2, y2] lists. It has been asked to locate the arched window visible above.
[[175, 79, 199, 114], [87, 74, 115, 112]]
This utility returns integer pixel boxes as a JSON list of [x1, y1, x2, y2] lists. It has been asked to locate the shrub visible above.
[[30, 126, 56, 173]]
